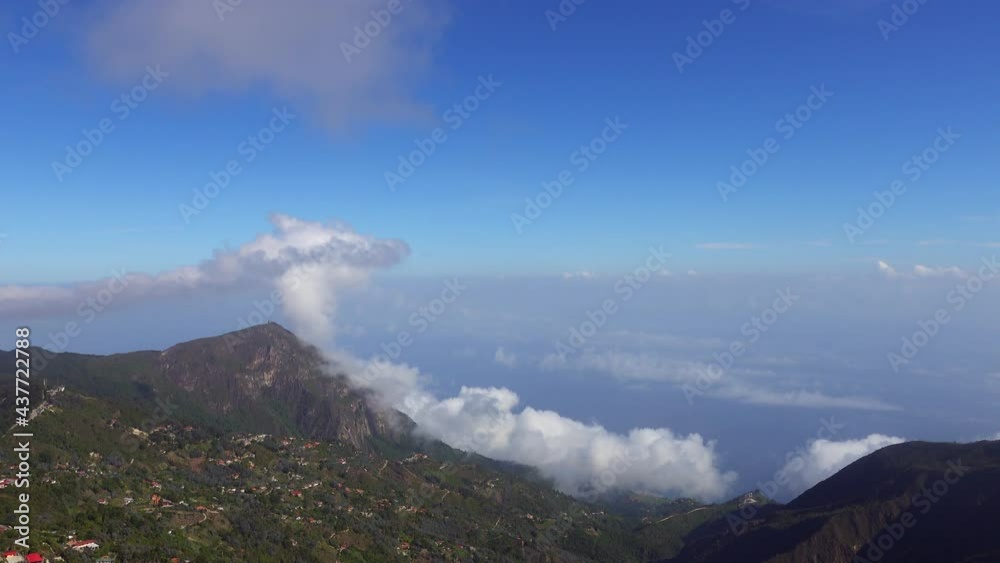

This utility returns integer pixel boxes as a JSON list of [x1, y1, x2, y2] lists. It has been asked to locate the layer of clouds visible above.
[[781, 434, 906, 495], [82, 0, 449, 132], [542, 349, 899, 411]]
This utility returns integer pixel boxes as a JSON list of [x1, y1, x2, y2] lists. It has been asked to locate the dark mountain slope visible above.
[[665, 440, 1000, 563]]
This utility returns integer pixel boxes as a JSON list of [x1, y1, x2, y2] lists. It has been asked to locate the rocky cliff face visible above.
[[157, 322, 410, 449]]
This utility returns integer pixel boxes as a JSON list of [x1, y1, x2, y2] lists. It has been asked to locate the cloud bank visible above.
[[334, 349, 740, 499], [399, 386, 737, 500]]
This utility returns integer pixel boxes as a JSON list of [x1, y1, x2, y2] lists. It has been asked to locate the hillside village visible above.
[[0, 385, 717, 562]]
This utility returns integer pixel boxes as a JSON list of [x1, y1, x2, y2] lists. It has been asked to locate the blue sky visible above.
[[2, 0, 999, 282], [2, 0, 999, 500]]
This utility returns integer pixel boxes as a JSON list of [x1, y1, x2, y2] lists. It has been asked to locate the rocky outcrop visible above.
[[157, 322, 410, 449]]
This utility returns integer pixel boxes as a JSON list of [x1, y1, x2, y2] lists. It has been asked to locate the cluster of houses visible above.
[[3, 552, 45, 563], [3, 540, 109, 563]]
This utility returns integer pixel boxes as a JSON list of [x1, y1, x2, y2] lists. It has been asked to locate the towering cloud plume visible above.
[[0, 214, 410, 342]]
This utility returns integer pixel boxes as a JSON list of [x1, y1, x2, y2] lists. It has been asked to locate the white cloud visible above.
[[399, 386, 737, 500], [781, 434, 906, 495], [562, 271, 596, 280], [876, 260, 967, 279], [494, 346, 517, 368], [332, 353, 737, 500], [876, 260, 897, 277], [82, 0, 449, 132]]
